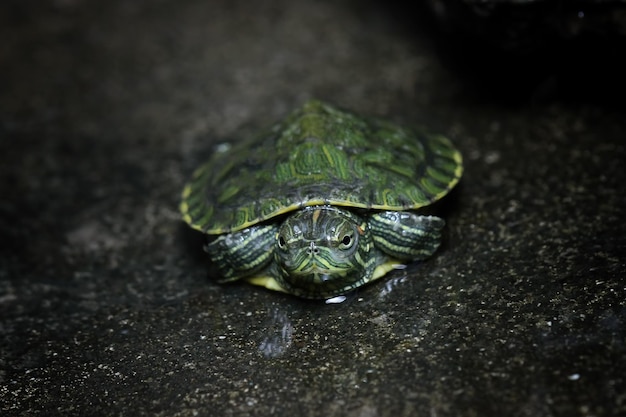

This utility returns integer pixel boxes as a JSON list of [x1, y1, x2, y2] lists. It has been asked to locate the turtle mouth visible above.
[[292, 262, 349, 281], [297, 263, 334, 275], [295, 268, 345, 284], [280, 247, 361, 291]]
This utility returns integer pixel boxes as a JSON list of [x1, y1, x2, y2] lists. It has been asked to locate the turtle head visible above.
[[274, 206, 373, 297]]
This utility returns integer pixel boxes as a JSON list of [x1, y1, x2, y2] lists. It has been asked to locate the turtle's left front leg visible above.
[[369, 211, 445, 261], [205, 224, 278, 282]]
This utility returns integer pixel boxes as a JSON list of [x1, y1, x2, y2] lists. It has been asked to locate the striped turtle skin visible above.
[[180, 100, 462, 298]]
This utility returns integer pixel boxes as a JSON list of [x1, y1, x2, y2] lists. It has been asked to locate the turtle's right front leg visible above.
[[205, 224, 278, 282]]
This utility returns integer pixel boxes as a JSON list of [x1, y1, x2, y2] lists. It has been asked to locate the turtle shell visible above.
[[181, 100, 462, 234]]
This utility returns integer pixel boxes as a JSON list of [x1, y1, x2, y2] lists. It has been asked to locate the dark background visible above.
[[1, 1, 625, 416]]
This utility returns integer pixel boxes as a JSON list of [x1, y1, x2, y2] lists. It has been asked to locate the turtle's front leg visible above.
[[205, 224, 278, 282], [369, 211, 445, 261]]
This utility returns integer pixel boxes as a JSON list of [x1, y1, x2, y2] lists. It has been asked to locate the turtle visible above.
[[180, 100, 462, 299]]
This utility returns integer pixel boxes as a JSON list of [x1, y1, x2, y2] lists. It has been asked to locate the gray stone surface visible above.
[[1, 1, 624, 416]]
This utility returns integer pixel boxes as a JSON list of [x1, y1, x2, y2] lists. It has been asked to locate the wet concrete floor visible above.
[[1, 1, 624, 416]]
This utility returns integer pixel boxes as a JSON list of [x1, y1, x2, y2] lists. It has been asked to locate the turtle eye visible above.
[[339, 233, 354, 249], [278, 235, 286, 249]]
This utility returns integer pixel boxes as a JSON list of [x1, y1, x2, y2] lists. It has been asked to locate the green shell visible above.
[[181, 100, 462, 234]]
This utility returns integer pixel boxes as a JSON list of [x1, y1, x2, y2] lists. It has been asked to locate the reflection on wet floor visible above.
[[258, 307, 294, 358]]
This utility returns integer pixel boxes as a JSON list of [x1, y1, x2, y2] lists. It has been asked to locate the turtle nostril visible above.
[[307, 241, 319, 255]]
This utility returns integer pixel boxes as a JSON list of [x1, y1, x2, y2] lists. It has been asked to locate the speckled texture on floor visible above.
[[1, 1, 624, 416]]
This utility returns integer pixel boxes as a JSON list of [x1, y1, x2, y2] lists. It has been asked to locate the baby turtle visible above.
[[181, 100, 462, 298]]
